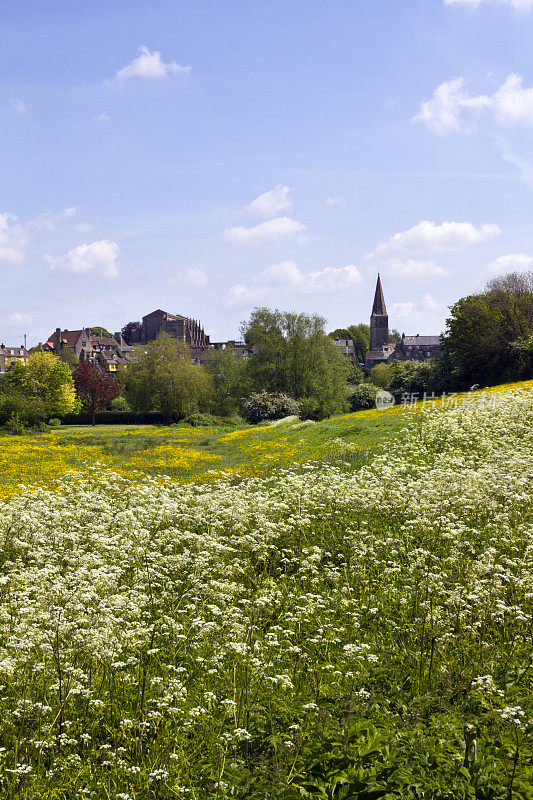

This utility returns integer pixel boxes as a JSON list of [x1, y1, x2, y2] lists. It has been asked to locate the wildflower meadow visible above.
[[0, 386, 532, 798]]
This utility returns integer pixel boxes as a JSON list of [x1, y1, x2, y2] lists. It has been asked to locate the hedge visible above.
[[59, 411, 170, 426]]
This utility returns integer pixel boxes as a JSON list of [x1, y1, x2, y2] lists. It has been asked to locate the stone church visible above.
[[365, 275, 442, 371], [129, 309, 210, 348]]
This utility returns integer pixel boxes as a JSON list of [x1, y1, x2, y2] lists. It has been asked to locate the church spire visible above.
[[372, 273, 387, 316]]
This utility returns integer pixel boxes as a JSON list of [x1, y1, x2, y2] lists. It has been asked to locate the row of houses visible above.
[[1, 278, 442, 376], [40, 328, 132, 372]]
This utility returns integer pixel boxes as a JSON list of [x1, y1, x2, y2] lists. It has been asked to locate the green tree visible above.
[[90, 326, 114, 338], [442, 270, 533, 388], [328, 324, 370, 364], [369, 363, 392, 389], [58, 346, 79, 369], [389, 328, 401, 343], [121, 335, 212, 423], [347, 324, 371, 363], [241, 308, 349, 419], [4, 352, 80, 422], [203, 348, 251, 417]]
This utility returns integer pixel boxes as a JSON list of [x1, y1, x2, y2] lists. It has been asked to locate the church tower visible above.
[[370, 273, 389, 350]]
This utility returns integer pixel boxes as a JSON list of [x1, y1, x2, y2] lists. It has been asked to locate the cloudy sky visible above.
[[2, 0, 533, 345]]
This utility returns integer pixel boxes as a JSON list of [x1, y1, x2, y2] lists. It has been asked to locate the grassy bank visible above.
[[1, 379, 531, 499]]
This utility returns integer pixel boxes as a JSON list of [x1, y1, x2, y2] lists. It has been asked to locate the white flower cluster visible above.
[[0, 388, 531, 792]]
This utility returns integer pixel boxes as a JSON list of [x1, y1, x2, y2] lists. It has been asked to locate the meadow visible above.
[[0, 382, 532, 798], [0, 380, 531, 498]]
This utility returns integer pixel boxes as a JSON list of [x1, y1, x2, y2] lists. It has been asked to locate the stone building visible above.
[[365, 275, 442, 371], [0, 344, 29, 374], [129, 309, 210, 348], [41, 328, 131, 371]]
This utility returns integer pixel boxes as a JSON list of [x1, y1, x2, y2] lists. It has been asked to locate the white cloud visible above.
[[32, 206, 77, 232], [391, 294, 444, 323], [493, 74, 533, 125], [223, 217, 307, 244], [46, 240, 119, 278], [260, 260, 363, 293], [8, 312, 32, 326], [445, 0, 533, 10], [248, 185, 292, 217], [10, 98, 27, 115], [415, 73, 533, 134], [93, 112, 110, 122], [75, 222, 94, 233], [488, 253, 533, 273], [325, 195, 345, 206], [223, 284, 269, 308], [384, 259, 450, 278], [114, 46, 191, 82], [0, 213, 28, 263], [369, 220, 500, 259], [413, 78, 490, 135], [184, 267, 208, 287]]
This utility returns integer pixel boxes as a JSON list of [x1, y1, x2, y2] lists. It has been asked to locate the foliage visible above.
[[203, 347, 251, 416], [0, 388, 531, 797], [73, 362, 120, 425], [388, 327, 401, 342], [388, 358, 452, 400], [443, 269, 533, 388], [346, 363, 364, 384], [121, 335, 213, 422], [48, 418, 61, 427], [242, 390, 301, 423], [121, 320, 141, 344], [110, 394, 130, 412], [329, 324, 371, 364], [369, 362, 393, 388], [242, 308, 349, 419], [183, 412, 222, 427], [2, 352, 80, 423], [57, 346, 78, 369], [349, 382, 378, 410], [90, 325, 113, 338]]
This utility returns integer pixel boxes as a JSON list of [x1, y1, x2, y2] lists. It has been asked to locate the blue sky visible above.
[[2, 0, 533, 345]]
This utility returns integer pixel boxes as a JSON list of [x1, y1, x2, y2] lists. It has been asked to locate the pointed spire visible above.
[[371, 273, 387, 316]]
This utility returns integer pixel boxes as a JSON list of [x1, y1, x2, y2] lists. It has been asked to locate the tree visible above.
[[121, 335, 212, 423], [73, 363, 120, 425], [203, 348, 251, 417], [389, 328, 401, 343], [442, 270, 533, 388], [241, 308, 349, 420], [90, 326, 113, 338], [4, 352, 80, 422], [328, 324, 370, 364], [347, 324, 370, 363], [58, 346, 79, 369], [121, 321, 141, 344], [369, 363, 392, 389]]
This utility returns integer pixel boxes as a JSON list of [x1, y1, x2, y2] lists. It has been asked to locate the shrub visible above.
[[183, 412, 220, 427], [369, 363, 393, 389], [242, 391, 301, 424], [110, 395, 130, 412], [48, 418, 61, 427], [349, 383, 377, 411]]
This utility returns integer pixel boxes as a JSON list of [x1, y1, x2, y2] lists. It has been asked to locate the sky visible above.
[[1, 0, 533, 346]]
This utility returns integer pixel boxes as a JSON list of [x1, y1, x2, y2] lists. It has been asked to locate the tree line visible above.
[[1, 270, 532, 429]]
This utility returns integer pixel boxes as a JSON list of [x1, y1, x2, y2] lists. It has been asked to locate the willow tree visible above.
[[121, 335, 212, 422]]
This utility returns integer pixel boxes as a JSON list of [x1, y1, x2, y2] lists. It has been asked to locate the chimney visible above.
[[55, 327, 62, 352]]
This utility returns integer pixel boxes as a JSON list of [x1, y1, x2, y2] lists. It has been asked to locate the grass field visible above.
[[1, 379, 531, 499], [0, 380, 532, 798]]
